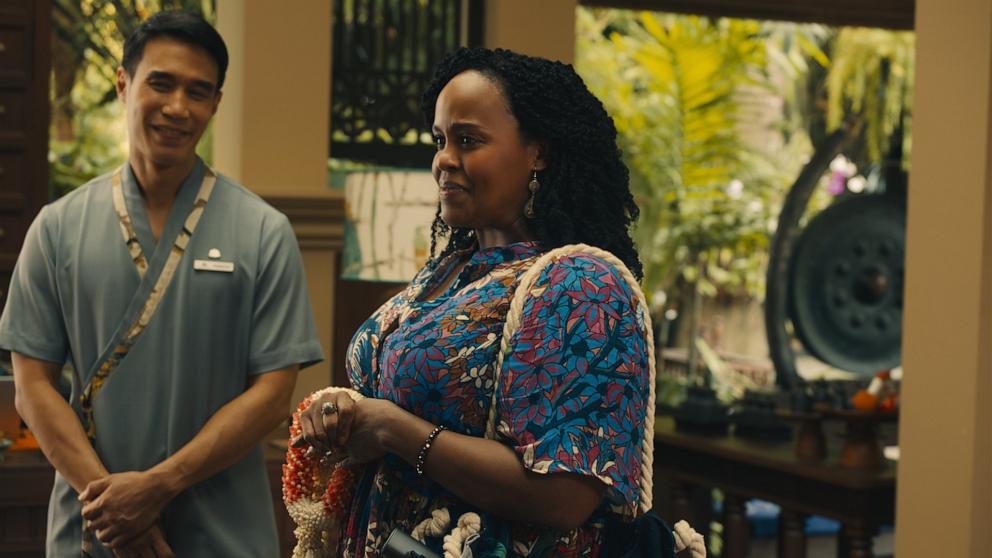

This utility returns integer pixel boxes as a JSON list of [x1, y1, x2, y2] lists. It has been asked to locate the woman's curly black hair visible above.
[[421, 47, 642, 279]]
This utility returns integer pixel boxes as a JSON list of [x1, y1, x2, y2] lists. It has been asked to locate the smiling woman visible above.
[[430, 70, 545, 249], [287, 48, 703, 558], [421, 48, 643, 279]]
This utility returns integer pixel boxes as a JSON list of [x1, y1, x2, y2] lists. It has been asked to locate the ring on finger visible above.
[[321, 401, 338, 416]]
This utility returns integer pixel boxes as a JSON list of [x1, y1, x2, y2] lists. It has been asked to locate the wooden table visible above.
[[3, 421, 897, 558], [653, 416, 896, 558], [0, 443, 297, 557], [0, 450, 52, 557]]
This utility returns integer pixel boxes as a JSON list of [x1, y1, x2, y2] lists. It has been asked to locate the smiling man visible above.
[[0, 11, 323, 557]]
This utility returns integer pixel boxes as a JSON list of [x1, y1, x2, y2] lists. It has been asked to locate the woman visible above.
[[292, 47, 656, 557]]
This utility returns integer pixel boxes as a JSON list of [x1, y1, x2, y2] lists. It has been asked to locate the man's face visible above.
[[116, 37, 221, 171]]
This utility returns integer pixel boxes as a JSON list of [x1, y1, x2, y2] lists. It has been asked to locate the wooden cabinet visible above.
[[0, 0, 49, 313], [0, 451, 52, 557], [653, 416, 896, 558], [0, 445, 299, 557]]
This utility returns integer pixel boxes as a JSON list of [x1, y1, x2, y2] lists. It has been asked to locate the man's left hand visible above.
[[111, 522, 175, 558], [79, 471, 174, 548]]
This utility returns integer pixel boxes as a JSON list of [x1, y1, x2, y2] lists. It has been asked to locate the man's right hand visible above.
[[80, 470, 176, 548], [111, 523, 175, 558]]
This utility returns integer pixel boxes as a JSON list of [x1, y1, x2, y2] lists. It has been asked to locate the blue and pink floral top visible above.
[[341, 242, 650, 557]]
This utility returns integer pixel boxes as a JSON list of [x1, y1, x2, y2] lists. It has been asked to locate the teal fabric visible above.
[[0, 159, 324, 557]]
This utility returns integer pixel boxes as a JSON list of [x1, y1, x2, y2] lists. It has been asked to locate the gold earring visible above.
[[524, 170, 539, 218]]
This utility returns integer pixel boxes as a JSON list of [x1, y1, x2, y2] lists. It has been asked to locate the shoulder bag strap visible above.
[[485, 243, 656, 514]]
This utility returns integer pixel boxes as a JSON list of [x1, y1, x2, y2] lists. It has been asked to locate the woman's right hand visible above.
[[291, 390, 357, 456]]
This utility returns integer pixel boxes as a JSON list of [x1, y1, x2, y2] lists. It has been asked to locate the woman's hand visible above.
[[291, 392, 405, 465], [337, 398, 400, 464], [292, 391, 357, 456]]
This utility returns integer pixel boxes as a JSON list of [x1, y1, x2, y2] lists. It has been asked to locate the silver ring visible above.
[[320, 401, 338, 416]]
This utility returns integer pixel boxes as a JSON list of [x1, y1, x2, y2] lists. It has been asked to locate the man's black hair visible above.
[[122, 10, 228, 91], [421, 47, 643, 279]]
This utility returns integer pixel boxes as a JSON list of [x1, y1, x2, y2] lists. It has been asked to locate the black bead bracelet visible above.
[[415, 424, 446, 476]]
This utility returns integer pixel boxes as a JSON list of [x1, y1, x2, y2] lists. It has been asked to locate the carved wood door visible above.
[[0, 0, 49, 314]]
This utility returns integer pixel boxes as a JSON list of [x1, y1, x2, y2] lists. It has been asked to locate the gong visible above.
[[787, 194, 905, 374]]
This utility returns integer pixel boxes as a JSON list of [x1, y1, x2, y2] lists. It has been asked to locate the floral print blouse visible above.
[[341, 242, 650, 557]]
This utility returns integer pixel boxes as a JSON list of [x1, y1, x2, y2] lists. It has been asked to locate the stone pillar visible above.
[[897, 0, 992, 556], [484, 0, 577, 62], [213, 0, 342, 410]]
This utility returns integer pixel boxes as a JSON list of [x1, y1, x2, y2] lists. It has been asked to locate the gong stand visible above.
[[766, 117, 905, 385], [765, 126, 857, 389], [762, 120, 907, 471], [736, 127, 855, 441]]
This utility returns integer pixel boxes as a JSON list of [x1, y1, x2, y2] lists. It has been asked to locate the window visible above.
[[330, 0, 485, 167]]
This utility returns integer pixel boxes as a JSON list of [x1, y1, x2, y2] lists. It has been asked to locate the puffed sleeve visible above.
[[0, 206, 70, 363], [495, 254, 650, 516], [247, 211, 324, 374]]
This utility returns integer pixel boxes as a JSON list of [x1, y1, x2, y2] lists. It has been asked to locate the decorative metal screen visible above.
[[331, 0, 485, 167]]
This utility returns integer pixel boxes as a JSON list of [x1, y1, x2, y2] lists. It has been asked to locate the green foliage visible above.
[[825, 28, 914, 165], [49, 119, 127, 198], [50, 0, 215, 196], [577, 9, 799, 302], [656, 373, 689, 409], [576, 8, 913, 313], [49, 60, 129, 197]]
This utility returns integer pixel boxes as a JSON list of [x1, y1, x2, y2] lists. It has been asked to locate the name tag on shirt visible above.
[[193, 259, 235, 273]]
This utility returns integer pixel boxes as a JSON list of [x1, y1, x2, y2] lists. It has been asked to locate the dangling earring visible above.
[[524, 170, 540, 218]]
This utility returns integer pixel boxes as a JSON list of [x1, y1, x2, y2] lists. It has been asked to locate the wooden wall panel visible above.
[[0, 0, 49, 312]]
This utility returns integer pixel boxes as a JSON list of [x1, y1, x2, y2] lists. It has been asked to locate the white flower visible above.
[[726, 179, 744, 199], [829, 155, 857, 177], [847, 175, 867, 193]]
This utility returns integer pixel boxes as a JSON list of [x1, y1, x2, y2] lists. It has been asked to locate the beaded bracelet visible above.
[[415, 424, 446, 476]]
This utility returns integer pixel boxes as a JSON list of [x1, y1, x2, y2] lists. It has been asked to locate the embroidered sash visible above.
[[78, 165, 217, 441]]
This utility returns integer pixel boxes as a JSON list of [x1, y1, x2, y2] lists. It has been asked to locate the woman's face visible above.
[[431, 70, 545, 248]]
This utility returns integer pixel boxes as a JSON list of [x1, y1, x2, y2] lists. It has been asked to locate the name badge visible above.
[[194, 259, 235, 273]]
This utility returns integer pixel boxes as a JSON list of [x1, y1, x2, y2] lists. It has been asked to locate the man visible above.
[[0, 11, 323, 557]]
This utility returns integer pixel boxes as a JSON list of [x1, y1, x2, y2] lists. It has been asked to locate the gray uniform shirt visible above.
[[0, 159, 324, 557]]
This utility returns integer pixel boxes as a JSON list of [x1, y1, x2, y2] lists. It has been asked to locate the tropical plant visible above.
[[577, 9, 792, 304], [576, 10, 913, 361], [824, 28, 914, 167]]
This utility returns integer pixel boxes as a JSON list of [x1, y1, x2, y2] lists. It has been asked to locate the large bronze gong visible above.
[[765, 127, 907, 386], [788, 194, 905, 374]]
